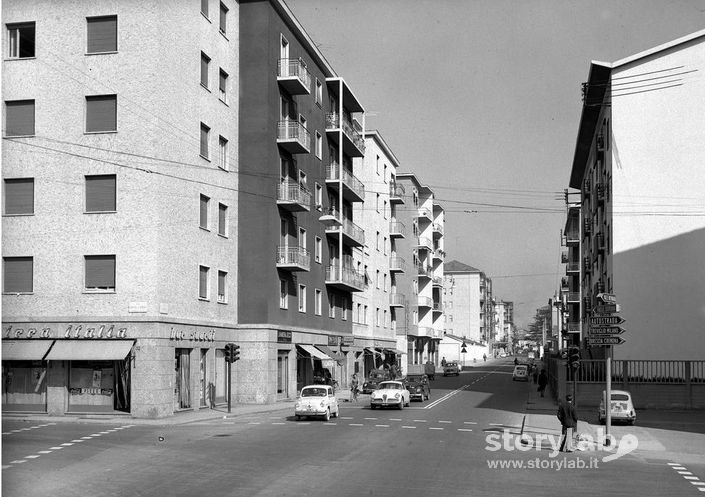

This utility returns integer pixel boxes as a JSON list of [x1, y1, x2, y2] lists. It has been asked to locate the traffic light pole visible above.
[[227, 357, 232, 414], [605, 344, 612, 446]]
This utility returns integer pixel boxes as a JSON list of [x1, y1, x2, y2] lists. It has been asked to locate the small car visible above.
[[362, 369, 391, 394], [512, 364, 529, 381], [405, 374, 431, 401], [370, 381, 410, 410], [443, 362, 460, 376], [599, 390, 636, 425], [295, 384, 339, 421]]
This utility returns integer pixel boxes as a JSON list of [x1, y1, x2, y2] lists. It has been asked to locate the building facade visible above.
[[567, 29, 705, 360]]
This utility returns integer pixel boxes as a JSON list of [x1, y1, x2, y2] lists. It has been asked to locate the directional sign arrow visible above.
[[593, 304, 618, 315], [587, 336, 625, 346], [596, 293, 617, 303], [589, 315, 625, 326], [589, 326, 625, 335]]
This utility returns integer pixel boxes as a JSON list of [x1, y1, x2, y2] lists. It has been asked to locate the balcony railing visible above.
[[415, 326, 435, 338], [325, 264, 365, 291], [561, 277, 569, 289], [390, 293, 406, 307], [418, 208, 433, 220], [342, 218, 364, 246], [277, 58, 311, 95], [566, 321, 581, 332], [389, 220, 406, 238], [584, 178, 592, 196], [432, 301, 442, 312], [597, 184, 606, 203], [326, 162, 365, 202], [584, 218, 592, 234], [565, 229, 579, 245], [276, 181, 312, 211], [277, 120, 310, 154], [416, 236, 433, 250], [416, 265, 433, 278], [433, 248, 445, 261], [325, 113, 365, 155], [565, 292, 580, 303], [432, 276, 443, 287], [432, 223, 444, 236], [389, 256, 406, 272], [595, 233, 605, 252], [389, 183, 405, 203], [276, 246, 310, 271], [418, 296, 433, 308], [566, 262, 579, 273]]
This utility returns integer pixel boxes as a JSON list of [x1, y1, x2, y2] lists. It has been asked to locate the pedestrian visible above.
[[350, 373, 359, 402], [532, 364, 539, 384], [483, 353, 487, 362], [557, 394, 578, 452], [537, 369, 548, 397], [441, 357, 447, 367], [514, 357, 519, 366]]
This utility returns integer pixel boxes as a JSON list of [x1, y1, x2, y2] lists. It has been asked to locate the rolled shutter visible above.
[[85, 255, 115, 289], [200, 195, 209, 227], [199, 266, 209, 298], [3, 257, 33, 293], [4, 178, 34, 215], [5, 100, 35, 136], [86, 175, 116, 212], [86, 95, 117, 132], [218, 204, 226, 234], [87, 16, 117, 53], [200, 123, 209, 158]]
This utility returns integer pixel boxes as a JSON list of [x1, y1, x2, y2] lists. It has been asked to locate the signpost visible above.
[[589, 326, 625, 335], [593, 304, 618, 314], [586, 336, 625, 346], [589, 316, 625, 326], [461, 342, 467, 367]]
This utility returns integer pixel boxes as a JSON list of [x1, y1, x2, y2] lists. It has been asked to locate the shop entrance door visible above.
[[199, 349, 207, 407], [174, 348, 191, 410], [277, 352, 289, 399]]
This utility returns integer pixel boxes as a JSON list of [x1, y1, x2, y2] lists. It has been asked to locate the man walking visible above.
[[558, 394, 578, 452], [537, 369, 548, 397]]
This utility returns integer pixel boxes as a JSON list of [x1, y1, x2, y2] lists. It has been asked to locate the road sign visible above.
[[589, 315, 625, 326], [461, 347, 467, 354], [597, 293, 617, 303], [586, 336, 625, 346], [593, 304, 618, 314], [588, 326, 625, 335]]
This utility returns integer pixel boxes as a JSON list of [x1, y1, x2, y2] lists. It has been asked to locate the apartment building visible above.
[[493, 300, 514, 355], [392, 173, 445, 367], [560, 201, 582, 346], [352, 130, 406, 376], [567, 29, 705, 360]]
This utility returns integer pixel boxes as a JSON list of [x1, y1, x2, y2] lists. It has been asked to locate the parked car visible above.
[[295, 385, 339, 421], [362, 369, 390, 394], [443, 362, 460, 376], [370, 381, 410, 410], [599, 390, 636, 425], [512, 364, 529, 381], [405, 374, 431, 401]]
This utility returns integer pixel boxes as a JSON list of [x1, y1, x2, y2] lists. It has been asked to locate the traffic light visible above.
[[224, 343, 234, 363], [568, 346, 581, 369], [232, 344, 240, 362]]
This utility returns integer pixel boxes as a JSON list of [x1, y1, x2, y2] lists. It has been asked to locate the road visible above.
[[3, 359, 704, 496]]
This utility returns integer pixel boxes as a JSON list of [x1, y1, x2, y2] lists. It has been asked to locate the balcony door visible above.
[[281, 219, 289, 251], [280, 156, 295, 187]]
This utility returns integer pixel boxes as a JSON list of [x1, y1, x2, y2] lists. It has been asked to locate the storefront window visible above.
[[68, 359, 129, 413], [2, 361, 47, 412], [175, 348, 191, 410], [215, 349, 226, 405]]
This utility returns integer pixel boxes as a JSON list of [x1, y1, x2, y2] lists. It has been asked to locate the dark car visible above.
[[362, 369, 391, 394], [443, 362, 460, 376], [405, 374, 431, 401]]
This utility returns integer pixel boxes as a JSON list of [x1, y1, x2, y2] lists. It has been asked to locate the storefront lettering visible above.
[[169, 328, 216, 342], [69, 388, 113, 396], [64, 324, 127, 339], [277, 331, 292, 343], [4, 326, 52, 339]]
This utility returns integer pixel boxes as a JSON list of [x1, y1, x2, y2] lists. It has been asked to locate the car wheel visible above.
[[370, 404, 376, 410], [398, 401, 404, 410], [324, 409, 330, 422], [628, 419, 635, 426], [295, 415, 301, 421]]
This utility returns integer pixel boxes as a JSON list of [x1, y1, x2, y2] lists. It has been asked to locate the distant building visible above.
[[443, 260, 493, 346], [566, 29, 705, 360]]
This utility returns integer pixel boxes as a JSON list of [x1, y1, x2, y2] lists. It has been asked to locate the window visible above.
[[384, 165, 388, 183], [219, 69, 228, 102], [86, 16, 117, 53], [280, 279, 288, 309], [201, 0, 209, 18], [383, 236, 387, 255], [219, 2, 228, 34], [384, 310, 388, 328], [199, 265, 209, 299], [5, 100, 35, 136], [376, 270, 380, 289], [4, 178, 34, 215], [383, 201, 387, 219], [315, 79, 323, 105], [376, 155, 380, 174], [315, 131, 322, 159], [375, 308, 380, 326], [201, 52, 210, 89], [298, 284, 306, 313], [363, 305, 368, 324], [200, 122, 210, 159], [329, 292, 336, 318], [200, 194, 210, 229], [341, 297, 347, 321], [218, 203, 227, 236], [218, 135, 228, 170], [85, 255, 115, 291], [315, 289, 322, 315], [315, 183, 323, 210], [217, 270, 227, 303], [314, 236, 322, 263], [376, 193, 380, 212], [86, 95, 117, 132], [3, 257, 33, 293], [376, 231, 380, 251], [85, 174, 116, 212], [383, 273, 387, 292], [299, 227, 307, 250], [7, 22, 35, 58]]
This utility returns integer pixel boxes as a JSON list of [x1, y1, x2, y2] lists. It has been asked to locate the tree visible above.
[[526, 305, 551, 346]]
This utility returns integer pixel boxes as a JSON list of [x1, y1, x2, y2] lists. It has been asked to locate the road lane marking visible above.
[[349, 423, 363, 426], [248, 422, 261, 425], [458, 429, 473, 432], [375, 424, 390, 428], [429, 427, 444, 430], [425, 386, 466, 409], [413, 419, 427, 422], [438, 420, 452, 424], [401, 426, 416, 429]]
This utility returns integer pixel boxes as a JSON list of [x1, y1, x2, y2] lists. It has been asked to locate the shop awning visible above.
[[45, 340, 134, 361], [364, 347, 382, 356], [384, 348, 407, 356], [1, 340, 54, 360], [296, 344, 329, 361], [315, 345, 343, 362]]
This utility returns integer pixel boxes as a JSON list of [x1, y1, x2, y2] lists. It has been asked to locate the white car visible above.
[[295, 385, 339, 421], [512, 364, 528, 381], [370, 380, 410, 410], [599, 390, 636, 425]]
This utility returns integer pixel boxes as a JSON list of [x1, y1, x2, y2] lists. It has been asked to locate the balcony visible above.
[[418, 207, 433, 221], [432, 301, 442, 314], [326, 217, 365, 247], [277, 120, 310, 154], [583, 178, 592, 196], [565, 292, 580, 303], [276, 181, 311, 212], [561, 251, 569, 264], [416, 236, 433, 251], [565, 229, 579, 246], [583, 257, 591, 272], [417, 296, 433, 309], [416, 265, 433, 279], [596, 133, 605, 152], [325, 264, 365, 292], [389, 220, 406, 238], [389, 183, 405, 203], [390, 293, 406, 308], [566, 321, 581, 333], [276, 246, 310, 272], [432, 223, 444, 237], [326, 162, 365, 202], [411, 326, 435, 338], [561, 277, 569, 290], [584, 218, 592, 234], [433, 248, 445, 261], [432, 276, 443, 287], [325, 113, 365, 157], [389, 256, 406, 273], [594, 233, 605, 253], [277, 58, 311, 95], [566, 261, 580, 273]]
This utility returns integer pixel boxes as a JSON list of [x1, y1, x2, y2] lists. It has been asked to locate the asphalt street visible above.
[[3, 359, 704, 497]]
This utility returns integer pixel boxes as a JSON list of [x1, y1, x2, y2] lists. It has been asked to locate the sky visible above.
[[286, 0, 705, 328]]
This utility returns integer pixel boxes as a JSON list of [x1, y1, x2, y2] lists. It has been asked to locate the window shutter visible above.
[[86, 175, 116, 212], [219, 70, 227, 94], [218, 204, 226, 234], [200, 195, 209, 227], [200, 123, 209, 158], [87, 16, 117, 53], [199, 266, 209, 298], [86, 95, 117, 132], [3, 257, 33, 293], [4, 178, 34, 215], [219, 3, 227, 33], [85, 255, 115, 288], [5, 100, 35, 136], [201, 53, 209, 87], [218, 271, 226, 294]]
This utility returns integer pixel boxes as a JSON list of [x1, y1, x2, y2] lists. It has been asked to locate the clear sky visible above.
[[286, 0, 705, 328]]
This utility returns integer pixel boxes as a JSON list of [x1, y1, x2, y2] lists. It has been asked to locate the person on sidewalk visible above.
[[350, 373, 359, 402], [537, 369, 548, 397], [558, 394, 578, 452]]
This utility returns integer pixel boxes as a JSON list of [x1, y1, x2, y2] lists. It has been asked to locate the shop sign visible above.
[[4, 324, 128, 339], [328, 335, 341, 346], [277, 330, 292, 343], [169, 327, 216, 342], [69, 388, 113, 396], [341, 336, 354, 346]]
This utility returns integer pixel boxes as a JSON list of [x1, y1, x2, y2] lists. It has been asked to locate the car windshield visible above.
[[379, 382, 401, 390], [406, 376, 423, 383], [301, 388, 327, 397], [369, 372, 385, 379], [611, 394, 629, 401], [515, 366, 527, 372]]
